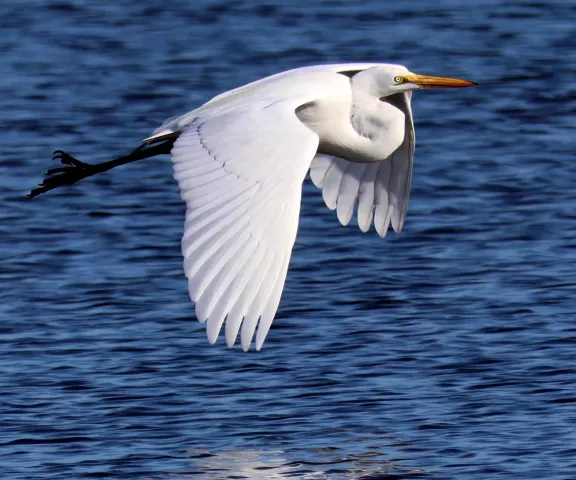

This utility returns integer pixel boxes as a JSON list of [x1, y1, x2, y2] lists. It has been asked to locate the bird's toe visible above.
[[52, 150, 89, 168], [45, 166, 75, 176]]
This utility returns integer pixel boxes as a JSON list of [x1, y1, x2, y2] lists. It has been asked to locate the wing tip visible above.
[[336, 203, 354, 227]]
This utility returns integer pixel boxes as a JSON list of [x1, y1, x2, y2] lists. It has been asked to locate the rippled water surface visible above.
[[1, 1, 575, 479]]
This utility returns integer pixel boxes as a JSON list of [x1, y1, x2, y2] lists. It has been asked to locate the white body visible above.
[[143, 63, 461, 351]]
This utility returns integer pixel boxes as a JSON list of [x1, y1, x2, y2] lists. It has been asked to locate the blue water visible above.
[[1, 0, 575, 478]]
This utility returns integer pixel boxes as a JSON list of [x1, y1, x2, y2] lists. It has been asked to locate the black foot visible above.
[[27, 150, 98, 198], [51, 150, 91, 168]]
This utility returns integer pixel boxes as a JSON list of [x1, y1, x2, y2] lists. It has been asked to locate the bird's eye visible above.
[[394, 76, 405, 84]]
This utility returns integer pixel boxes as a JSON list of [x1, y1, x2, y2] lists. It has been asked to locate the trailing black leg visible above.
[[27, 139, 176, 199]]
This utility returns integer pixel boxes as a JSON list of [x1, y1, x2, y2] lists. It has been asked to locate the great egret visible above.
[[29, 63, 476, 351]]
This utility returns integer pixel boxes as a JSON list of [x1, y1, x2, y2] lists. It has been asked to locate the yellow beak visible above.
[[405, 73, 477, 88]]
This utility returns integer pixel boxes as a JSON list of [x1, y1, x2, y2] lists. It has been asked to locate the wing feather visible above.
[[255, 253, 291, 350], [321, 157, 349, 210], [224, 247, 269, 348], [191, 227, 251, 307], [241, 256, 279, 351], [374, 158, 392, 237], [337, 162, 366, 226], [357, 163, 379, 232], [205, 240, 259, 344], [309, 92, 415, 237], [309, 154, 334, 188], [196, 232, 253, 320], [172, 99, 319, 350]]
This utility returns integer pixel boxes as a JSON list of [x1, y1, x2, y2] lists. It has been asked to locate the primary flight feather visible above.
[[29, 63, 476, 351]]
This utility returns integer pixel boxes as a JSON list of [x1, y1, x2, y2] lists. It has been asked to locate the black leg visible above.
[[27, 139, 176, 199]]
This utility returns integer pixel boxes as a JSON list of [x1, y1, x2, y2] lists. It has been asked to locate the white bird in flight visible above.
[[29, 63, 476, 351]]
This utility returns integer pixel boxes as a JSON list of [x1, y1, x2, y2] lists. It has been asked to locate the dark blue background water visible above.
[[1, 1, 575, 478]]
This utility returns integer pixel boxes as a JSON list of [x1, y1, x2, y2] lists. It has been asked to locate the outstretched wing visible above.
[[309, 92, 415, 237], [171, 99, 319, 351]]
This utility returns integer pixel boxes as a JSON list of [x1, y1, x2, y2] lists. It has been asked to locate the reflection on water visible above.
[[188, 449, 293, 479], [182, 442, 427, 479]]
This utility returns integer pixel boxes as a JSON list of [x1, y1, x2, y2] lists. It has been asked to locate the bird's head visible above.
[[355, 64, 477, 98]]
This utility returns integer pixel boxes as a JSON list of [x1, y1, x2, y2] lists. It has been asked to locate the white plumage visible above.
[[143, 63, 475, 351], [170, 100, 318, 351]]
